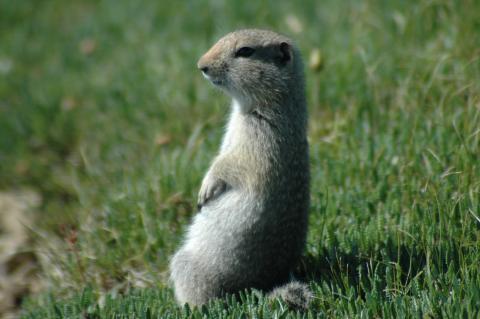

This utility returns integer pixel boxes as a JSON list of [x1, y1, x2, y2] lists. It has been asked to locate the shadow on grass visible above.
[[297, 236, 470, 298], [296, 239, 430, 292]]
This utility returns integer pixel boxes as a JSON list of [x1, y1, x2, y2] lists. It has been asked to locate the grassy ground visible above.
[[1, 0, 479, 317]]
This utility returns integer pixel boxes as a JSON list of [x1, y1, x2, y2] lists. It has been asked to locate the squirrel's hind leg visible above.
[[170, 249, 222, 306]]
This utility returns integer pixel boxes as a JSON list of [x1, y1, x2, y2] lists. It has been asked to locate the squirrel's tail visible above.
[[267, 280, 312, 310]]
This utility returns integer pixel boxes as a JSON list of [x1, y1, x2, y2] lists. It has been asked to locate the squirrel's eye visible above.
[[235, 47, 255, 58]]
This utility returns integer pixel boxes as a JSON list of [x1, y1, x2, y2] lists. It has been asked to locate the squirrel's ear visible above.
[[279, 42, 292, 65]]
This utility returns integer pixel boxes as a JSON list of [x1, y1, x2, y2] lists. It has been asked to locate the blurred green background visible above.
[[0, 0, 479, 317]]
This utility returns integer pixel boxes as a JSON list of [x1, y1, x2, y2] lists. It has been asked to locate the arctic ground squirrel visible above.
[[169, 29, 311, 309]]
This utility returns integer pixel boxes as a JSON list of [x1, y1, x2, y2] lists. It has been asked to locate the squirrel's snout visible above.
[[197, 52, 226, 86], [197, 56, 210, 74]]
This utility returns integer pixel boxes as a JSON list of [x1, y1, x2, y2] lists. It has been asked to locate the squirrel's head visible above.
[[197, 29, 304, 111]]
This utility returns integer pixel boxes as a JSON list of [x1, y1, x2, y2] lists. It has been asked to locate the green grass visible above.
[[0, 0, 479, 317]]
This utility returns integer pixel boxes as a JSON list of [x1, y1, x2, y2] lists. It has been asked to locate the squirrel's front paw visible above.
[[197, 176, 227, 210]]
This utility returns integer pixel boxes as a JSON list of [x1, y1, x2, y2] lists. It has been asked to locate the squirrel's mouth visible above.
[[211, 79, 224, 86], [202, 72, 225, 87]]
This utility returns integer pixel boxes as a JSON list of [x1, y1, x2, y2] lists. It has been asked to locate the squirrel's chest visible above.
[[221, 110, 278, 155]]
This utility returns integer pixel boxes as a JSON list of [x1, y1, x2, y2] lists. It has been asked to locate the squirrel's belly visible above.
[[182, 190, 261, 256], [174, 187, 305, 295]]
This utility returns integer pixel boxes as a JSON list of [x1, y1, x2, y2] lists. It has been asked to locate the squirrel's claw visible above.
[[197, 177, 227, 210]]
